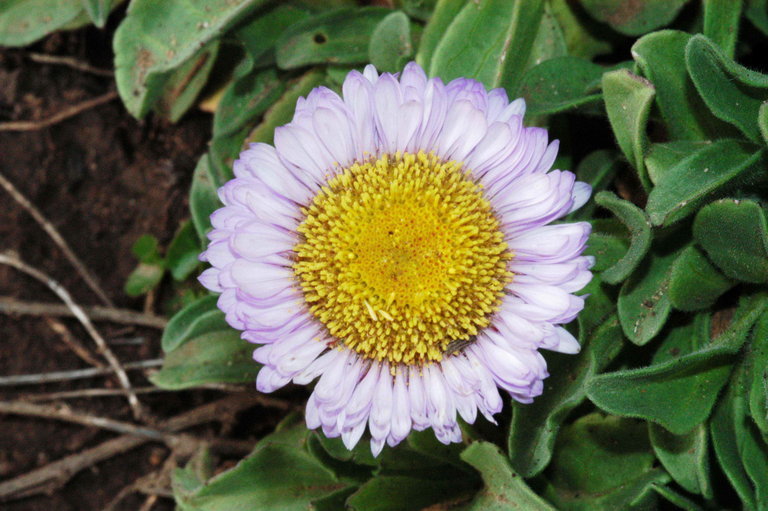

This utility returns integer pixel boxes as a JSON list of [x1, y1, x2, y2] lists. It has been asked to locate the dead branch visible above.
[[44, 317, 104, 368], [0, 172, 114, 307], [0, 359, 162, 387], [0, 296, 167, 329], [0, 394, 264, 502], [0, 90, 118, 132], [0, 252, 145, 420], [26, 52, 114, 77]]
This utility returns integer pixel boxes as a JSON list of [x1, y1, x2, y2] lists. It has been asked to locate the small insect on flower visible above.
[[199, 62, 593, 456]]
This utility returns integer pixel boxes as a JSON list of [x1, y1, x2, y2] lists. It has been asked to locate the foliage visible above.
[[7, 0, 768, 508]]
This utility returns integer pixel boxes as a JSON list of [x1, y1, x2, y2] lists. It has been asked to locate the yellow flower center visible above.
[[293, 152, 511, 365]]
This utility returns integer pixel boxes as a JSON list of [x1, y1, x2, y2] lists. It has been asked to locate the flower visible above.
[[199, 62, 593, 455]]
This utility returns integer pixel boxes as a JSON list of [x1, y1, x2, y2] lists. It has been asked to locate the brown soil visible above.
[[0, 26, 254, 510]]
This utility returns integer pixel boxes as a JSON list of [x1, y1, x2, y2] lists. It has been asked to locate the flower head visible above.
[[199, 62, 593, 455]]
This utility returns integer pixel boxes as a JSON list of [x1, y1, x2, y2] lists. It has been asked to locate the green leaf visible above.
[[703, 0, 742, 58], [150, 327, 257, 389], [156, 40, 221, 122], [584, 232, 628, 273], [601, 69, 655, 190], [166, 221, 202, 281], [131, 234, 161, 263], [114, 0, 268, 119], [747, 311, 768, 432], [548, 0, 611, 60], [644, 141, 712, 185], [579, 0, 690, 36], [525, 2, 567, 70], [693, 198, 768, 283], [179, 444, 347, 511], [651, 484, 705, 511], [0, 0, 85, 47], [461, 442, 554, 510], [686, 34, 768, 143], [617, 249, 676, 346], [509, 316, 623, 477], [213, 68, 285, 139], [668, 246, 735, 311], [369, 11, 413, 73], [190, 153, 223, 245], [632, 31, 725, 141], [646, 139, 765, 227], [568, 151, 621, 221], [649, 423, 712, 497], [591, 294, 768, 434], [746, 0, 768, 36], [246, 69, 327, 145], [173, 445, 215, 504], [760, 101, 768, 145], [429, 0, 545, 92], [544, 413, 669, 510], [80, 0, 115, 28], [276, 7, 390, 69], [587, 346, 733, 434], [161, 295, 227, 352], [124, 262, 164, 297], [235, 4, 311, 70], [710, 364, 759, 510], [520, 57, 604, 116], [346, 475, 477, 511], [414, 0, 466, 70], [593, 192, 652, 285]]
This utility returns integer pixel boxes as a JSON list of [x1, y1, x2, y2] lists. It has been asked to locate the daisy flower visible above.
[[199, 62, 593, 455]]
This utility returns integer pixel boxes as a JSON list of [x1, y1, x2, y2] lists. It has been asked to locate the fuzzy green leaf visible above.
[[114, 0, 268, 118], [189, 154, 223, 245], [346, 475, 476, 511], [644, 141, 712, 185], [0, 0, 85, 47], [461, 442, 554, 510], [686, 34, 768, 142], [80, 0, 115, 28], [747, 311, 768, 432], [368, 11, 413, 73], [548, 0, 611, 59], [569, 151, 622, 221], [520, 57, 604, 115], [645, 139, 765, 227], [212, 68, 285, 139], [651, 484, 705, 511], [632, 31, 725, 141], [246, 69, 327, 145], [594, 191, 652, 285], [602, 69, 655, 190], [649, 424, 712, 497], [161, 295, 227, 353], [429, 0, 544, 92], [178, 444, 347, 510], [151, 327, 257, 389], [617, 250, 676, 345], [414, 0, 466, 70], [124, 263, 164, 297], [509, 316, 623, 477], [276, 7, 390, 69], [694, 198, 768, 283], [544, 413, 668, 510], [579, 0, 689, 36], [703, 0, 742, 57], [235, 4, 311, 71], [668, 245, 735, 311], [166, 221, 202, 281]]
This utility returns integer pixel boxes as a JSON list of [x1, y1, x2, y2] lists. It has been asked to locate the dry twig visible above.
[[0, 394, 264, 501], [26, 52, 114, 77], [0, 172, 114, 306], [0, 296, 167, 328], [0, 90, 118, 132], [43, 316, 104, 368], [0, 359, 162, 387], [0, 252, 145, 419]]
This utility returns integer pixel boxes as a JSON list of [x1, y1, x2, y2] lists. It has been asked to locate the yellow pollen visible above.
[[293, 152, 512, 365]]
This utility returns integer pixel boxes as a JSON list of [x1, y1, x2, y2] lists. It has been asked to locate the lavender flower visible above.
[[199, 62, 593, 455]]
